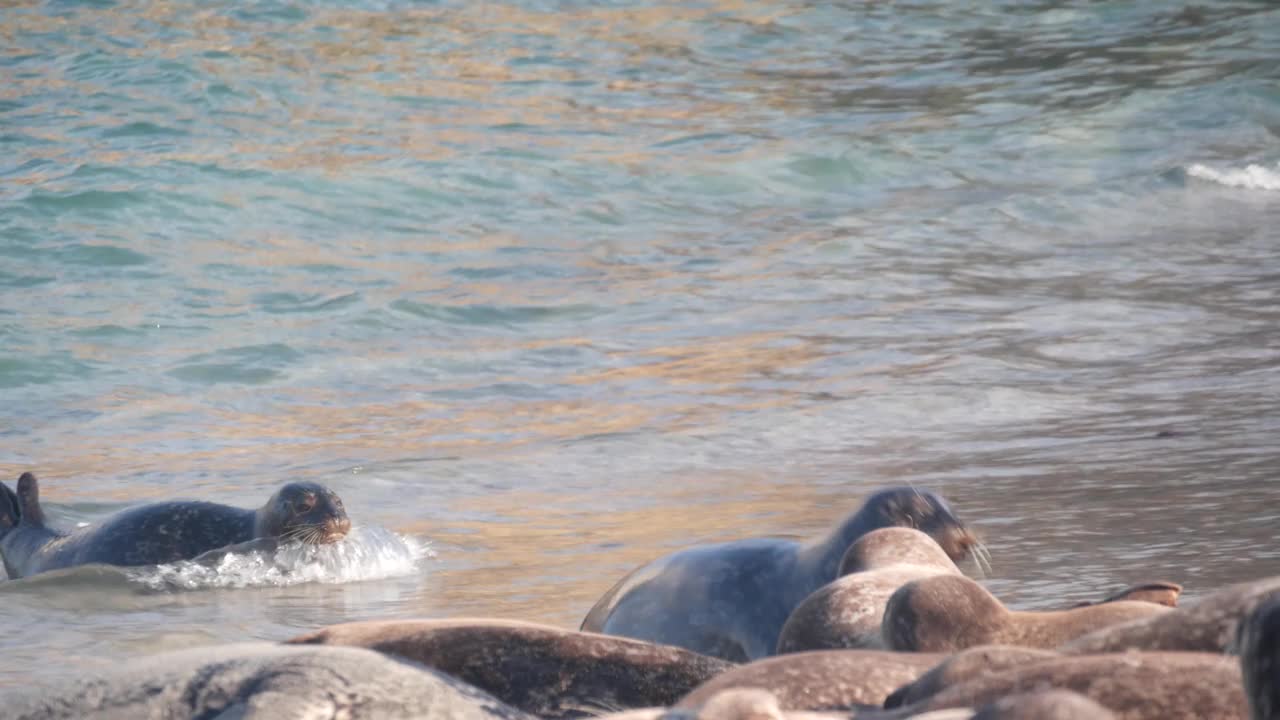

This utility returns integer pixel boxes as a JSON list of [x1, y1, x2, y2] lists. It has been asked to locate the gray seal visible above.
[[0, 641, 535, 720], [288, 618, 735, 719], [0, 472, 351, 579], [776, 527, 962, 654], [675, 649, 941, 711], [1059, 576, 1280, 655], [581, 487, 979, 661], [882, 574, 1171, 652]]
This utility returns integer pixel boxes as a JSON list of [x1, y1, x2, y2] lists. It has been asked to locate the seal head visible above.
[[848, 489, 975, 566], [255, 482, 351, 545]]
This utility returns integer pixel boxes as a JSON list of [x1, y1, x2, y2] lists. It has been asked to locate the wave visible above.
[[1186, 162, 1280, 191], [128, 525, 432, 591]]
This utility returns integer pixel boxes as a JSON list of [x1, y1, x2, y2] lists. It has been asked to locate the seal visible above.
[[580, 487, 980, 661], [1070, 581, 1182, 608], [0, 472, 351, 579], [883, 646, 1059, 708], [891, 652, 1248, 719], [969, 690, 1117, 720], [776, 528, 962, 654], [0, 641, 534, 720], [1059, 576, 1280, 655], [288, 618, 735, 719], [1237, 593, 1280, 720], [675, 649, 941, 711], [882, 574, 1170, 652]]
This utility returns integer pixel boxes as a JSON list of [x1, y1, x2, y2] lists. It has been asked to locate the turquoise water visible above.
[[3, 0, 1280, 683]]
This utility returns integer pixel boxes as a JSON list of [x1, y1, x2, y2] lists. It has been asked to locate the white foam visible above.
[[1186, 162, 1280, 190], [129, 526, 432, 591]]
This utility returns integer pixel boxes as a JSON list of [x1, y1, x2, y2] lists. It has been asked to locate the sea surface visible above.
[[2, 0, 1279, 685]]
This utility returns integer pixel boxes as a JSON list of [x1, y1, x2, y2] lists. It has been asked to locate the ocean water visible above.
[[2, 0, 1280, 684]]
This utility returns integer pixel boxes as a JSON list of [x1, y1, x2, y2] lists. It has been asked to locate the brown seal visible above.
[[883, 645, 1060, 709], [580, 488, 979, 661], [895, 652, 1247, 720], [1070, 581, 1183, 609], [776, 528, 962, 654], [287, 618, 735, 719], [675, 650, 941, 711], [883, 574, 1171, 652], [1059, 576, 1280, 655]]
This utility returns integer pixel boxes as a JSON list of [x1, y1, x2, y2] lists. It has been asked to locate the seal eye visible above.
[[294, 495, 316, 513]]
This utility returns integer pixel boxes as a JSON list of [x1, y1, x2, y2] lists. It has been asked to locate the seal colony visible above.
[[0, 472, 351, 579], [1, 475, 1275, 720]]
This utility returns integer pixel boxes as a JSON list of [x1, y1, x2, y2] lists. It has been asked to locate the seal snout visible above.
[[319, 515, 352, 544]]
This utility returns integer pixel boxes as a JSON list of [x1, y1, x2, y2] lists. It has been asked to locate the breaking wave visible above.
[[1186, 162, 1280, 190]]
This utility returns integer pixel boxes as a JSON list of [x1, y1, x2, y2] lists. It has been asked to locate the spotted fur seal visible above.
[[0, 641, 534, 720], [883, 646, 1060, 708], [776, 528, 962, 654], [0, 472, 350, 579], [288, 618, 735, 719], [1059, 576, 1280, 655], [581, 488, 980, 662], [892, 652, 1247, 719], [882, 574, 1170, 652]]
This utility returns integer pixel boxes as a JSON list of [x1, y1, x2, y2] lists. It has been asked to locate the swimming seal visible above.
[[1059, 576, 1280, 655], [675, 649, 940, 711], [882, 574, 1171, 652], [776, 528, 962, 654], [893, 652, 1247, 720], [288, 618, 735, 719], [0, 642, 534, 720], [883, 646, 1060, 709], [0, 472, 351, 579], [581, 488, 979, 661]]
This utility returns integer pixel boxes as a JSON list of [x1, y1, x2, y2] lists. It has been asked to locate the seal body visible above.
[[675, 650, 940, 711], [580, 488, 977, 662], [776, 528, 961, 653], [1060, 576, 1280, 655], [0, 473, 350, 579], [898, 652, 1248, 720], [883, 645, 1060, 708], [288, 618, 735, 719], [0, 642, 534, 720], [882, 574, 1171, 653]]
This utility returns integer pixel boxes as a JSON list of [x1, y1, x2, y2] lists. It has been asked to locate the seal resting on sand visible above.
[[0, 642, 534, 720], [0, 472, 350, 579], [288, 618, 735, 719], [776, 527, 963, 653], [882, 574, 1170, 652], [581, 488, 980, 661]]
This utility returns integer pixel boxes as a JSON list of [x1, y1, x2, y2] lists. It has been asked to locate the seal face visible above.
[[287, 618, 735, 719], [0, 473, 351, 579], [580, 487, 977, 662], [882, 574, 1171, 653], [776, 528, 962, 654]]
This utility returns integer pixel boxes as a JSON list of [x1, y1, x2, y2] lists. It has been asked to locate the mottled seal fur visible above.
[[581, 488, 978, 661], [776, 528, 962, 654], [883, 646, 1060, 709], [969, 690, 1117, 720], [675, 649, 941, 710], [0, 641, 534, 720], [0, 472, 350, 579], [883, 574, 1171, 652], [288, 618, 735, 718], [896, 652, 1247, 720], [1060, 576, 1280, 655]]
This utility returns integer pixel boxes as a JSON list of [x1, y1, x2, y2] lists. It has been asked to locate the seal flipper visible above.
[[15, 472, 47, 528], [0, 480, 19, 535]]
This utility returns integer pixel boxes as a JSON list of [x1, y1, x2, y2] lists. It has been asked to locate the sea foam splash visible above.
[[1186, 162, 1280, 190], [129, 526, 433, 591]]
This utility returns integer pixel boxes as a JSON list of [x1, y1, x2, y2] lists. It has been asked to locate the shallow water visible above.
[[3, 0, 1280, 685]]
